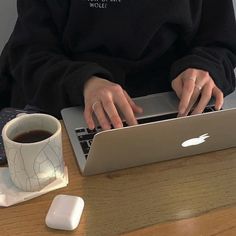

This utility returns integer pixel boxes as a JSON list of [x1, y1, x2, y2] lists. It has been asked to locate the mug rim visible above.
[[2, 113, 61, 145]]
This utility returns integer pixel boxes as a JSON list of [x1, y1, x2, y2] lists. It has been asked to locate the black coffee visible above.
[[13, 130, 53, 143]]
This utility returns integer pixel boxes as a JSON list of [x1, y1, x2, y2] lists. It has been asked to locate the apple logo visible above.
[[181, 133, 210, 147]]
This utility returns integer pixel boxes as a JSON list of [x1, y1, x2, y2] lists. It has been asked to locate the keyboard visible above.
[[75, 106, 216, 157]]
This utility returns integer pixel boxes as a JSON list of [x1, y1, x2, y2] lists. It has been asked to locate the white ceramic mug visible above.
[[2, 113, 65, 192]]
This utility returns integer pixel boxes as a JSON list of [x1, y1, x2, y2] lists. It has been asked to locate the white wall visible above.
[[0, 0, 17, 53]]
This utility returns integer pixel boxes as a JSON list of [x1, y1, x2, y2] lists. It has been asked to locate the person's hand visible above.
[[83, 76, 143, 130], [171, 68, 224, 116]]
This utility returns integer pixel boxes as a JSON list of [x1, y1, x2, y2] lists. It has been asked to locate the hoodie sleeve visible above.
[[170, 0, 236, 96], [6, 0, 113, 117]]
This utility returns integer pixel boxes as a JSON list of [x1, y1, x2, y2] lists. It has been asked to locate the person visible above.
[[0, 0, 236, 130]]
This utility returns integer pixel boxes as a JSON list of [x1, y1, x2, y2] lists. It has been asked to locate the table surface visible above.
[[1, 122, 236, 236]]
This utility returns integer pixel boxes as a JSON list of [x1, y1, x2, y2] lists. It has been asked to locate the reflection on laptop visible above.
[[61, 92, 236, 176]]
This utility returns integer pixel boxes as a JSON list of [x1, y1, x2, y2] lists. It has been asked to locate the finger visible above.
[[84, 105, 95, 130], [92, 101, 111, 130], [180, 86, 202, 116], [173, 67, 198, 96], [191, 84, 212, 115], [212, 87, 224, 110], [171, 76, 183, 99], [102, 100, 123, 129], [114, 93, 138, 126], [178, 78, 196, 116], [123, 90, 143, 114]]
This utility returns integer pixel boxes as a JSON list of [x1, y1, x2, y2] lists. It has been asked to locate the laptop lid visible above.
[[61, 92, 235, 176]]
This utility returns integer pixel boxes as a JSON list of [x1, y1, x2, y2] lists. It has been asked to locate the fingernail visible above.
[[214, 106, 221, 111], [114, 122, 123, 129], [178, 109, 185, 117], [89, 125, 95, 130], [104, 124, 111, 130]]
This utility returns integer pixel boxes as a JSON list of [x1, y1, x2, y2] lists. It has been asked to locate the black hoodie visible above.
[[1, 0, 236, 117]]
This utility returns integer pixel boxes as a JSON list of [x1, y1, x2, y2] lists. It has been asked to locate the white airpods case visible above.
[[45, 194, 84, 230]]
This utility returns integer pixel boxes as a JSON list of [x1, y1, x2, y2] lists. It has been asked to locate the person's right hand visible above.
[[83, 76, 143, 130]]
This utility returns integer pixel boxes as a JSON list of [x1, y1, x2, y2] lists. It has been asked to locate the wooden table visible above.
[[1, 122, 236, 236]]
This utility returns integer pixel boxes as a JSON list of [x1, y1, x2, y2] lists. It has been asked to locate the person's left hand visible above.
[[171, 68, 224, 116]]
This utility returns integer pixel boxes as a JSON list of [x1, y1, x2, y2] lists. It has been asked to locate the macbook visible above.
[[61, 92, 236, 176]]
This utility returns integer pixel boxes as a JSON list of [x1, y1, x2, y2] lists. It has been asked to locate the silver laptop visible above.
[[61, 92, 236, 176]]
